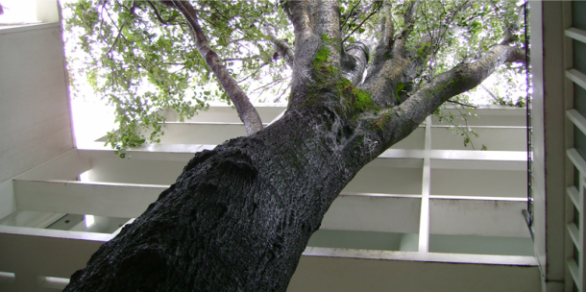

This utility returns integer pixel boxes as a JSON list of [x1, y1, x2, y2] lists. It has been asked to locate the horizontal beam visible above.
[[568, 259, 580, 290], [159, 106, 285, 123], [567, 223, 580, 249], [0, 224, 538, 292], [567, 69, 586, 91], [568, 148, 586, 175], [567, 186, 581, 212], [430, 150, 526, 171], [14, 180, 166, 218], [79, 145, 525, 171], [77, 143, 216, 159], [568, 109, 586, 137], [566, 27, 586, 44], [13, 177, 531, 238], [15, 149, 90, 181], [429, 197, 531, 238], [293, 247, 539, 292], [0, 226, 109, 278], [321, 194, 421, 234]]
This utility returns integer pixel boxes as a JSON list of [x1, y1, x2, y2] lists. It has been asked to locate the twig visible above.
[[145, 0, 182, 26], [107, 18, 130, 54], [251, 75, 291, 93], [340, 4, 358, 32], [479, 84, 500, 103], [342, 2, 383, 43], [238, 62, 270, 83], [446, 100, 477, 109]]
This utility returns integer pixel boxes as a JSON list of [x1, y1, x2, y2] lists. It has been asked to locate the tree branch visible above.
[[377, 0, 394, 49], [283, 0, 345, 109], [392, 0, 419, 54], [366, 0, 417, 100], [282, 1, 314, 44], [145, 0, 184, 26], [479, 84, 501, 103], [107, 16, 130, 54], [340, 4, 358, 32], [264, 26, 294, 68], [341, 42, 369, 85], [446, 100, 477, 109], [281, 0, 319, 104], [365, 44, 525, 153], [161, 0, 263, 135], [342, 2, 383, 43]]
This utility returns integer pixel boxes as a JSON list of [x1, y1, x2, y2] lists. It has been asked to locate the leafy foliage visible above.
[[64, 0, 527, 153]]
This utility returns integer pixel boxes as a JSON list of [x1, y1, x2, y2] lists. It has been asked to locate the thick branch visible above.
[[377, 0, 394, 49], [162, 0, 263, 135], [284, 0, 344, 109], [361, 51, 420, 108], [365, 45, 525, 155], [282, 1, 319, 103], [392, 0, 419, 54], [283, 1, 314, 44], [341, 42, 369, 85], [366, 0, 418, 105]]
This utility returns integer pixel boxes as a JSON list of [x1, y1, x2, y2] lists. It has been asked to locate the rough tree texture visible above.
[[64, 0, 525, 291]]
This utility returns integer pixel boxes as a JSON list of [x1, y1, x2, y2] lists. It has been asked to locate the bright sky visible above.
[[0, 0, 37, 24]]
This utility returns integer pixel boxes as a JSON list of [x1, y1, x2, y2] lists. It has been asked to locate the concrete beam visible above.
[[14, 180, 166, 218]]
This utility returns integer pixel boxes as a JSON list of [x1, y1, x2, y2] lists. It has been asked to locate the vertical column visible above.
[[418, 116, 432, 252], [531, 1, 567, 291]]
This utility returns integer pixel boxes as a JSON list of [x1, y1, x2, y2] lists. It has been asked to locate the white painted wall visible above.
[[0, 23, 74, 220], [0, 23, 74, 183]]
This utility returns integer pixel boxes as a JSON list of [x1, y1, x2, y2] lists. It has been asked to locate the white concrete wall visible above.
[[0, 23, 74, 221], [0, 23, 74, 182]]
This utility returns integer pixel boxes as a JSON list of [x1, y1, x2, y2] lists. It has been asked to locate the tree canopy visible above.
[[64, 0, 527, 152]]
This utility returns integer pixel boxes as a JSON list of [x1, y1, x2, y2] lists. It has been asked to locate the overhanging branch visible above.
[[360, 44, 526, 157], [161, 0, 263, 135]]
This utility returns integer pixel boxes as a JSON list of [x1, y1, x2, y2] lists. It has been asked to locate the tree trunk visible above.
[[64, 105, 365, 292]]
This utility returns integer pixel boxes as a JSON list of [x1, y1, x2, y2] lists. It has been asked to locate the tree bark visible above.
[[64, 105, 365, 292]]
